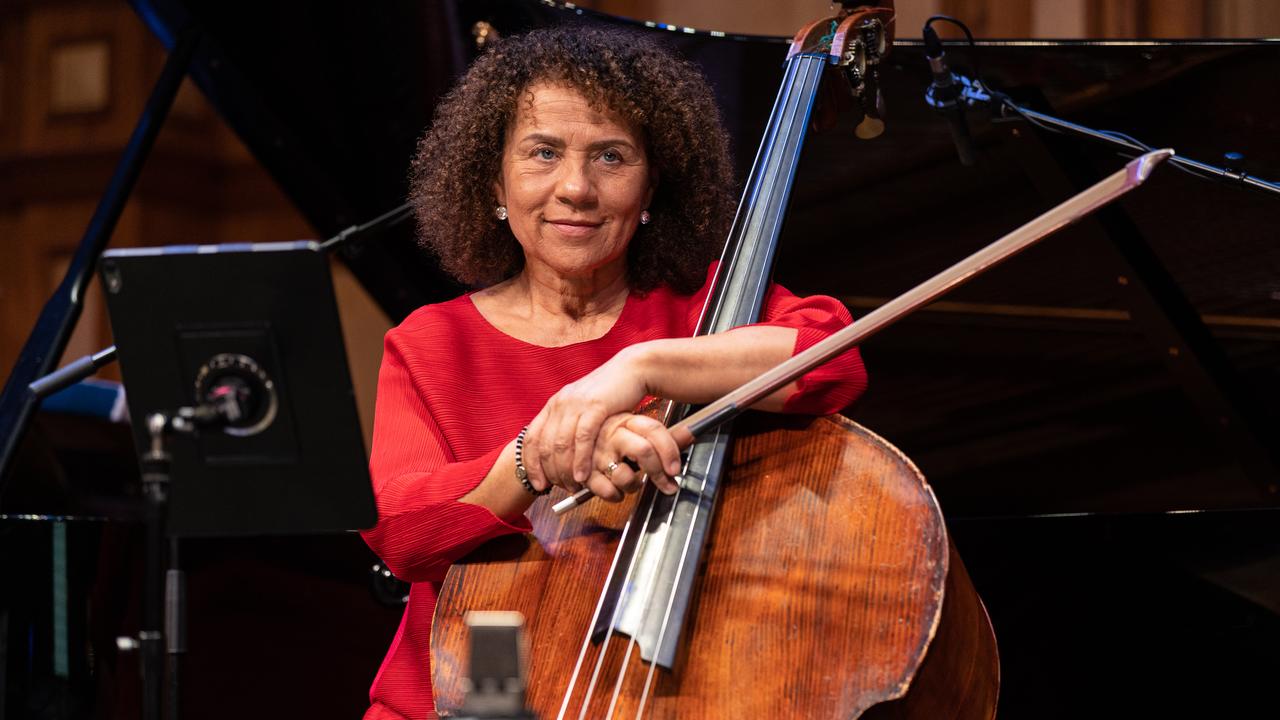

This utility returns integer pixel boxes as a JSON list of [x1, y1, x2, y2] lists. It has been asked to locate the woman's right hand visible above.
[[526, 411, 682, 501]]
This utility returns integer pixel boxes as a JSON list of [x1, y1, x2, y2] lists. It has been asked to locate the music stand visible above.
[[99, 240, 377, 719], [101, 240, 375, 535]]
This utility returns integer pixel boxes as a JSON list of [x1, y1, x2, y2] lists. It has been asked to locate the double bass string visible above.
[[559, 406, 683, 718], [554, 499, 644, 719], [558, 439, 674, 720]]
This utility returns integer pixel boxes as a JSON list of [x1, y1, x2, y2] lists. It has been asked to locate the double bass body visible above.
[[433, 412, 998, 718]]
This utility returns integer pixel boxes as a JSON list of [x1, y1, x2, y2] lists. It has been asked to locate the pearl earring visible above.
[[640, 209, 651, 225], [495, 205, 508, 221]]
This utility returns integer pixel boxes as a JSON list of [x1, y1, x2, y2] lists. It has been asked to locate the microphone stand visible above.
[[937, 67, 1280, 198]]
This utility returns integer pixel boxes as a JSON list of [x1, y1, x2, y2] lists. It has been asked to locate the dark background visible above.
[[3, 0, 1279, 717]]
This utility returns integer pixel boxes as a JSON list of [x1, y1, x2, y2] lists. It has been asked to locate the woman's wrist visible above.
[[514, 426, 550, 496], [459, 437, 537, 519], [619, 329, 799, 409], [615, 340, 665, 398]]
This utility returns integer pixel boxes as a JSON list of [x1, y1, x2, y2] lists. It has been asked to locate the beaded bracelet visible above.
[[515, 426, 550, 496]]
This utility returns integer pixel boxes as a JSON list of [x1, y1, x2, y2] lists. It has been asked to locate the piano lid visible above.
[[125, 0, 1280, 517]]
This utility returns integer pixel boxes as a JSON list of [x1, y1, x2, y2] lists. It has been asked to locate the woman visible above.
[[361, 25, 867, 720]]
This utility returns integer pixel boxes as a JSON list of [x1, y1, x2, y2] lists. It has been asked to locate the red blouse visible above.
[[360, 268, 867, 720]]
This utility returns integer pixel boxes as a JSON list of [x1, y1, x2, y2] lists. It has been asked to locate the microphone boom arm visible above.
[[942, 70, 1280, 197]]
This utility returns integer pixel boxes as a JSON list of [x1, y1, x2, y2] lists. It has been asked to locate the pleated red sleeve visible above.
[[360, 326, 531, 584], [757, 282, 867, 415], [682, 264, 868, 416]]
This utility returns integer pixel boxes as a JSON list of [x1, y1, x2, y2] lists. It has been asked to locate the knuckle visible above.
[[589, 480, 621, 503], [625, 443, 655, 463], [627, 415, 660, 432]]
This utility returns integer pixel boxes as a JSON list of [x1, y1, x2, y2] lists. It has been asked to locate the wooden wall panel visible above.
[[940, 0, 1034, 37], [895, 1, 945, 40], [0, 209, 37, 376], [582, 0, 1280, 39], [1086, 0, 1223, 38], [48, 38, 110, 115], [47, 254, 108, 372], [1210, 0, 1280, 37], [0, 199, 133, 378], [1146, 0, 1209, 38], [584, 0, 1030, 39], [0, 17, 21, 156], [19, 2, 146, 154], [332, 262, 393, 452], [1087, 0, 1143, 36], [1033, 0, 1088, 37], [590, 0, 829, 36]]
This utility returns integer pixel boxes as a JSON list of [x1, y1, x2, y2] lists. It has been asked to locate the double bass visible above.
[[433, 4, 1000, 717]]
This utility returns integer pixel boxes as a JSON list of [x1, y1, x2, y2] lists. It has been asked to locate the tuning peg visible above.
[[855, 78, 885, 140]]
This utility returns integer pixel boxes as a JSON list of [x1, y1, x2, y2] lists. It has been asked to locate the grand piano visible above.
[[3, 1, 1279, 717]]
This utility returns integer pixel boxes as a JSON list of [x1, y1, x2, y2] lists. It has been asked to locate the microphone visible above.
[[923, 24, 977, 167]]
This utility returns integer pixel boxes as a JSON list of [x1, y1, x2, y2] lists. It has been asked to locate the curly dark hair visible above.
[[409, 24, 735, 294]]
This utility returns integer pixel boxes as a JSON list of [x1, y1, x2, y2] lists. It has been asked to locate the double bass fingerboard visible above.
[[591, 51, 831, 670]]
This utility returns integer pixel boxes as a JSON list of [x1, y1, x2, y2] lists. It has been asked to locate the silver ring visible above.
[[604, 461, 619, 478]]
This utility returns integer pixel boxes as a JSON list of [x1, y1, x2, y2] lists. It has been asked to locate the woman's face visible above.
[[495, 82, 655, 284]]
